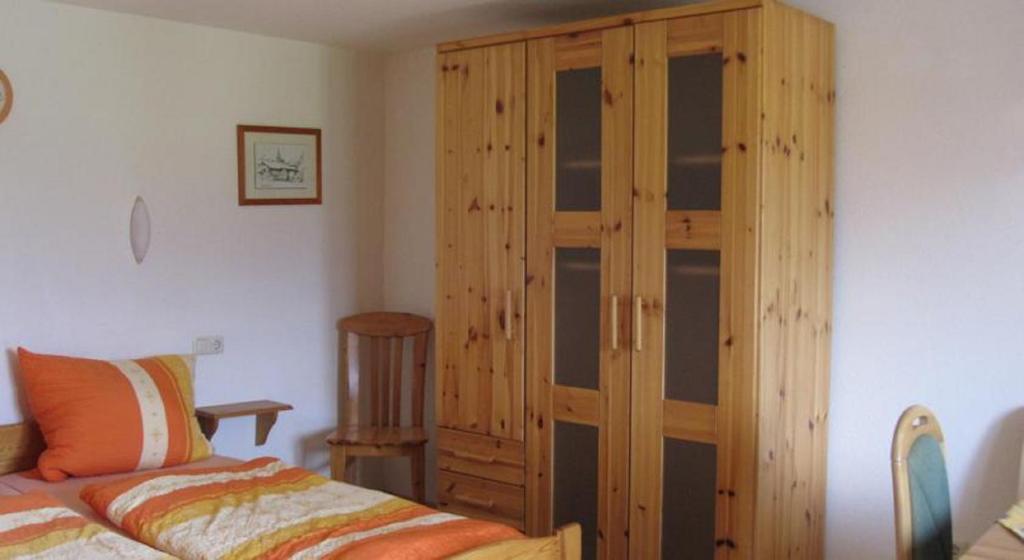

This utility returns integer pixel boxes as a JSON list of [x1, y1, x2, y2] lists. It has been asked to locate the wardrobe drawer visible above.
[[437, 428, 525, 486], [437, 471, 524, 531]]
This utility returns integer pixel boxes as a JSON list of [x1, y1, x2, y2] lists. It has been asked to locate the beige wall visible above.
[[785, 0, 1024, 556], [0, 0, 387, 469], [376, 47, 438, 499]]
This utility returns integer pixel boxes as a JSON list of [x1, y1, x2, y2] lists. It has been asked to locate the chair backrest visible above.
[[891, 405, 953, 560], [337, 312, 432, 429]]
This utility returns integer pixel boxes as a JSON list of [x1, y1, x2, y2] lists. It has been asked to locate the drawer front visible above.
[[437, 471, 524, 531], [437, 428, 525, 486]]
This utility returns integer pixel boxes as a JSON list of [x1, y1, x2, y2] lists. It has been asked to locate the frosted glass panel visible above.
[[556, 67, 602, 211], [665, 250, 720, 404], [555, 248, 600, 390], [555, 421, 599, 560], [668, 53, 723, 210], [662, 438, 717, 559]]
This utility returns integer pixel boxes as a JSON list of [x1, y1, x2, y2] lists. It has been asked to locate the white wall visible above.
[[378, 1, 1024, 557], [783, 0, 1024, 557], [377, 48, 438, 499], [0, 0, 386, 470]]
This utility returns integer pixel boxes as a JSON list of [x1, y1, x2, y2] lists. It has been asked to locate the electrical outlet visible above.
[[193, 336, 224, 355]]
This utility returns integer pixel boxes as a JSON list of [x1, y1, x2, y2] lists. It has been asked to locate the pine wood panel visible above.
[[369, 337, 382, 425], [525, 27, 633, 558], [196, 400, 293, 445], [391, 338, 404, 426], [596, 26, 634, 560], [438, 4, 834, 557], [628, 16, 669, 560], [327, 426, 428, 446], [437, 0, 761, 53], [632, 11, 760, 558], [719, 8, 763, 558], [552, 212, 602, 248], [554, 30, 603, 70], [754, 3, 834, 559], [665, 210, 722, 250], [438, 470, 526, 530], [412, 331, 429, 426], [551, 386, 600, 427], [525, 36, 556, 539], [436, 43, 526, 442], [667, 13, 724, 56], [0, 423, 44, 476], [438, 428, 526, 486], [339, 332, 359, 428], [339, 312, 432, 337], [663, 400, 718, 444], [450, 524, 582, 560]]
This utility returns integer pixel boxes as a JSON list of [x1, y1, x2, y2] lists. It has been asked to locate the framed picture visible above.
[[237, 125, 321, 205], [0, 70, 12, 125]]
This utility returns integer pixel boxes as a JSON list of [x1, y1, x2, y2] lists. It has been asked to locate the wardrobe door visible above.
[[436, 44, 526, 441], [632, 10, 760, 559], [526, 27, 633, 559]]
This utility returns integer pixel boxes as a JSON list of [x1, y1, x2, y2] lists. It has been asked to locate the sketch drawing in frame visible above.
[[237, 125, 322, 205]]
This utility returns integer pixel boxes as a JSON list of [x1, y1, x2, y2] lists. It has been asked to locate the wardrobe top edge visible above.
[[436, 0, 765, 54]]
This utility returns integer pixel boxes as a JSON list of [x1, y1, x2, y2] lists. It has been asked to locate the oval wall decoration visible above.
[[0, 70, 11, 125], [129, 196, 151, 264]]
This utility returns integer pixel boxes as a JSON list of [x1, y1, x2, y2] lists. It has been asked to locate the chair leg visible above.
[[410, 445, 426, 504], [330, 445, 351, 483]]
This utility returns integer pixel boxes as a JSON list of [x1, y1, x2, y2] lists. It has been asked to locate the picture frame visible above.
[[0, 70, 13, 125], [237, 125, 322, 206]]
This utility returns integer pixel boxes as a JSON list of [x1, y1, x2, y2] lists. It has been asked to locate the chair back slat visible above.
[[378, 337, 391, 426], [368, 336, 381, 426], [337, 313, 432, 431], [338, 331, 360, 428], [411, 331, 429, 427], [391, 337, 404, 427]]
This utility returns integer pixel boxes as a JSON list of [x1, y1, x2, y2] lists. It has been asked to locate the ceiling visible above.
[[49, 0, 695, 52]]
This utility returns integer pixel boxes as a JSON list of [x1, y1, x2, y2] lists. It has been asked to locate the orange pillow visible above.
[[17, 348, 212, 481]]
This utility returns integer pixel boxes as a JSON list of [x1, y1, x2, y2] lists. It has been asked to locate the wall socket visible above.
[[193, 336, 224, 355]]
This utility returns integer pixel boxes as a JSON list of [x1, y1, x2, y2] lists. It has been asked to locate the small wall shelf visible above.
[[195, 400, 293, 446]]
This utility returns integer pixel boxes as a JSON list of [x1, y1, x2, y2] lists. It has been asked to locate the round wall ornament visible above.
[[0, 70, 12, 125]]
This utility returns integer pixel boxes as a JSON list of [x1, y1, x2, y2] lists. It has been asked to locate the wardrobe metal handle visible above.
[[452, 450, 496, 464], [610, 294, 619, 350], [454, 494, 495, 510], [634, 296, 643, 351]]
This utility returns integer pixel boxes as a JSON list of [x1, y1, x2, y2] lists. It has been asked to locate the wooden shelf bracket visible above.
[[195, 400, 293, 446]]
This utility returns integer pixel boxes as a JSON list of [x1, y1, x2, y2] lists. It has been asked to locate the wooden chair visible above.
[[891, 405, 954, 560], [327, 312, 432, 503]]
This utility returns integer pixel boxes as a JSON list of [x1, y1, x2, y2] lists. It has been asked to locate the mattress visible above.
[[0, 455, 240, 531]]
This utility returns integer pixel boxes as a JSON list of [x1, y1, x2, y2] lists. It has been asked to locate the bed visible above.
[[0, 422, 580, 559]]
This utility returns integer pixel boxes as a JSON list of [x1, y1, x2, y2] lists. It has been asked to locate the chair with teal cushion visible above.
[[892, 405, 953, 560]]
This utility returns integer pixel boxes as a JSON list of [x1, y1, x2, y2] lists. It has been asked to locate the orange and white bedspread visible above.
[[80, 457, 521, 559], [0, 492, 170, 559]]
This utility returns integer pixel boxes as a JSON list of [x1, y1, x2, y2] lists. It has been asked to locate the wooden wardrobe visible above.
[[434, 1, 835, 558]]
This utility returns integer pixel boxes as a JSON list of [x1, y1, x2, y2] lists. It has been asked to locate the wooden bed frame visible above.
[[0, 421, 580, 559]]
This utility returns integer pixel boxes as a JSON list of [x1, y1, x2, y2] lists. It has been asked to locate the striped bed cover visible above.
[[80, 457, 522, 559], [0, 491, 170, 559]]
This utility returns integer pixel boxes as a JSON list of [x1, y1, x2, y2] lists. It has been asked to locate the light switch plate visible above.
[[193, 336, 224, 355]]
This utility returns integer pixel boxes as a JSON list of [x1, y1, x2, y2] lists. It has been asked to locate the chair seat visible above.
[[327, 426, 428, 447]]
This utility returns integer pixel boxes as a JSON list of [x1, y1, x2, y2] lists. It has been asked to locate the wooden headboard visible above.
[[0, 422, 44, 475]]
